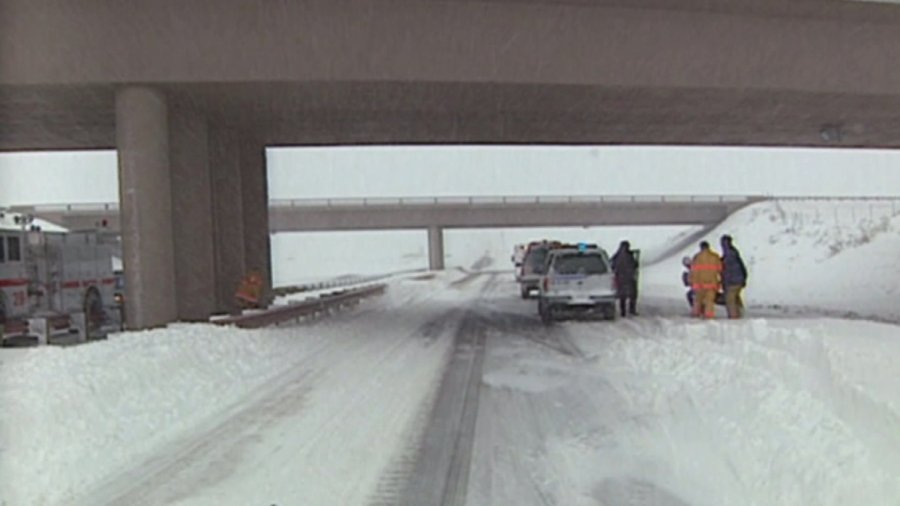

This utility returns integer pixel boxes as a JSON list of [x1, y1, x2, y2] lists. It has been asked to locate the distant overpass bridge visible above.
[[9, 195, 763, 269]]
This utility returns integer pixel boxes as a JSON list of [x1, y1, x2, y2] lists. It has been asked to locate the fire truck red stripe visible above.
[[0, 279, 29, 287], [60, 279, 114, 289]]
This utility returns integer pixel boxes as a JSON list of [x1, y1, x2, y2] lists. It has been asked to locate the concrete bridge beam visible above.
[[207, 126, 272, 314], [240, 138, 272, 298], [209, 124, 246, 313], [428, 225, 445, 271], [169, 105, 216, 321]]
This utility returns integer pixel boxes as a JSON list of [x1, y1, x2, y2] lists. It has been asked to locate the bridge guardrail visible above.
[[9, 202, 118, 213], [267, 195, 765, 207], [212, 283, 386, 329], [16, 195, 900, 216]]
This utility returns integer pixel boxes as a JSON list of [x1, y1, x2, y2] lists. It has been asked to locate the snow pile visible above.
[[0, 324, 323, 506], [643, 199, 900, 321], [550, 317, 900, 506]]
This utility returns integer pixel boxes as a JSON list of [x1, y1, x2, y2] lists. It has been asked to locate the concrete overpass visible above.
[[9, 195, 760, 270], [4, 0, 900, 328]]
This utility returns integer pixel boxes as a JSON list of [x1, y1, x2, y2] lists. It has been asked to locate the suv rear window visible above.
[[524, 247, 549, 273], [553, 253, 608, 275]]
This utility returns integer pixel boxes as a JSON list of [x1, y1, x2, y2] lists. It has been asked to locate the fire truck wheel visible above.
[[83, 288, 104, 339]]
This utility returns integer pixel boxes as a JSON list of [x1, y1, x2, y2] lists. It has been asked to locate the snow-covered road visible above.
[[2, 271, 900, 506], [466, 283, 900, 505]]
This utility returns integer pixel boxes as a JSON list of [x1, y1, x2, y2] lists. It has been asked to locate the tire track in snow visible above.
[[390, 274, 497, 506], [395, 312, 488, 506], [479, 308, 585, 359], [367, 279, 494, 506]]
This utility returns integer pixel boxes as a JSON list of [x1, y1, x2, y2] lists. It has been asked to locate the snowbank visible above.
[[551, 317, 900, 506], [0, 324, 323, 506]]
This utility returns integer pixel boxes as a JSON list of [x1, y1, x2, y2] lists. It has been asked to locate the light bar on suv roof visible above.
[[552, 243, 598, 250]]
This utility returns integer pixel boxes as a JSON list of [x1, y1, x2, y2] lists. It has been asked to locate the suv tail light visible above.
[[543, 277, 549, 291]]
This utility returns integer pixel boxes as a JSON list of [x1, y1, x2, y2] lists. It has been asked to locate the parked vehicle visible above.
[[536, 244, 617, 323], [516, 240, 561, 298], [1, 212, 119, 344]]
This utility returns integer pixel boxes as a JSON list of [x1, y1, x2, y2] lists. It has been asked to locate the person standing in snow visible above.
[[690, 241, 722, 319], [235, 269, 265, 310], [681, 256, 694, 308], [611, 240, 639, 317], [720, 234, 748, 319]]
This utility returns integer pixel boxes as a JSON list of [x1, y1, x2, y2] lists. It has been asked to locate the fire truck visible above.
[[0, 211, 119, 345]]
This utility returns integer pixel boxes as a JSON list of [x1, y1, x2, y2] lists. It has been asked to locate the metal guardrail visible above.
[[14, 195, 900, 215], [17, 195, 900, 213], [213, 283, 386, 329], [8, 202, 118, 213], [10, 195, 767, 214], [268, 195, 763, 207]]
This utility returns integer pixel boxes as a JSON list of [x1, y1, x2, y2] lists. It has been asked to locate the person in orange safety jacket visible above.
[[235, 270, 265, 309], [689, 241, 722, 319]]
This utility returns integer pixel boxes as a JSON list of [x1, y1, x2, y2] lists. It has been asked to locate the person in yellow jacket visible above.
[[689, 241, 722, 319]]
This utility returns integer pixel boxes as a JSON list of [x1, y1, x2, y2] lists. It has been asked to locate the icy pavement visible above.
[[2, 273, 900, 506]]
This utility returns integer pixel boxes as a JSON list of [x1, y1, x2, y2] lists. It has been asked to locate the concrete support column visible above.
[[428, 225, 445, 271], [169, 106, 216, 320], [115, 86, 177, 329], [209, 124, 245, 313], [240, 139, 272, 300]]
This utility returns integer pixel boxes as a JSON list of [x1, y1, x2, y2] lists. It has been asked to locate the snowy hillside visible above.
[[643, 198, 900, 321]]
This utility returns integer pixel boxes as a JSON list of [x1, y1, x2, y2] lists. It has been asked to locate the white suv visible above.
[[537, 246, 617, 323]]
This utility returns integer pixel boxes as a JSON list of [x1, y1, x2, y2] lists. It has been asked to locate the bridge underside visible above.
[[4, 82, 900, 151]]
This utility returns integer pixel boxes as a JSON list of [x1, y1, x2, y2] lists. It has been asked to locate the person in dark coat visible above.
[[611, 240, 639, 316], [720, 234, 748, 318], [681, 255, 694, 308]]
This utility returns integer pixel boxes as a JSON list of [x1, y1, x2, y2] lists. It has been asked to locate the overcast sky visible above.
[[1, 145, 899, 206]]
